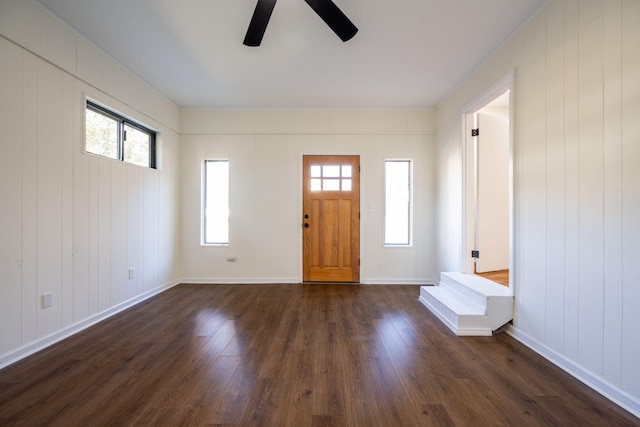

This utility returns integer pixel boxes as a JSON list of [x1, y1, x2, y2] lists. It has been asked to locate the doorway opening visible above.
[[462, 75, 513, 291]]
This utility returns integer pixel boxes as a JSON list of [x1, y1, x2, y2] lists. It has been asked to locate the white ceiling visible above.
[[35, 0, 546, 108]]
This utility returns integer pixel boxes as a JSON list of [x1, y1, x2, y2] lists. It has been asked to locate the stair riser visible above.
[[419, 289, 493, 335], [439, 276, 488, 306], [419, 273, 514, 336]]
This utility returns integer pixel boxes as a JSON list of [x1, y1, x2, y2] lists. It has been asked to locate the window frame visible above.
[[383, 159, 413, 247], [202, 159, 230, 246], [85, 100, 157, 169]]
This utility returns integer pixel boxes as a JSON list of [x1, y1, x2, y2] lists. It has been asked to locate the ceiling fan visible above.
[[244, 0, 358, 46]]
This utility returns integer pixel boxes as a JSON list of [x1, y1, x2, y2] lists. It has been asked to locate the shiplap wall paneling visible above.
[[61, 71, 74, 328], [21, 52, 38, 345], [577, 9, 605, 377], [602, 2, 623, 388], [431, 0, 639, 413], [137, 169, 146, 296], [621, 0, 640, 398], [544, 0, 567, 354], [97, 160, 111, 312], [111, 162, 128, 305], [0, 39, 23, 354], [36, 60, 64, 337], [73, 93, 91, 322], [562, 0, 581, 363], [126, 167, 140, 300], [519, 13, 547, 341], [0, 0, 26, 44], [143, 172, 159, 292], [88, 156, 100, 316]]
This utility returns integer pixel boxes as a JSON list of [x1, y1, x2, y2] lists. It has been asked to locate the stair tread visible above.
[[422, 286, 485, 315], [441, 272, 512, 297]]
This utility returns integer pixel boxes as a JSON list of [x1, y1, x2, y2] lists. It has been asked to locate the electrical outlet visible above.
[[42, 292, 53, 308], [128, 267, 135, 280]]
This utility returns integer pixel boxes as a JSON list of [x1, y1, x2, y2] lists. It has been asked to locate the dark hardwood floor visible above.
[[0, 284, 638, 426]]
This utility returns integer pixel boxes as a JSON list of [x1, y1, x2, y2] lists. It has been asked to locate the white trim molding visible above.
[[0, 280, 181, 370], [506, 325, 640, 419]]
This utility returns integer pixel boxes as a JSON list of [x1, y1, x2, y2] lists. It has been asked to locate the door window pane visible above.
[[309, 163, 355, 192], [323, 165, 340, 178], [323, 179, 340, 191]]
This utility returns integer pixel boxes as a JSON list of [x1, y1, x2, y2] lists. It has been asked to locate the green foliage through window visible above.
[[85, 101, 156, 168]]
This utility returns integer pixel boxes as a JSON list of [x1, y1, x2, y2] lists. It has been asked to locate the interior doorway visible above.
[[462, 76, 513, 290]]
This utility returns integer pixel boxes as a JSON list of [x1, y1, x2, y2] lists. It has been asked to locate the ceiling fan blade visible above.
[[303, 0, 358, 42], [244, 0, 278, 46]]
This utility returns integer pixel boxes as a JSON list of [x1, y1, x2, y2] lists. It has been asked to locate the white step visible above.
[[419, 272, 514, 336]]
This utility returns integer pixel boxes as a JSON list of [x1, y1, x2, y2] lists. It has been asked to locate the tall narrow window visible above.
[[385, 160, 412, 246], [203, 160, 230, 245]]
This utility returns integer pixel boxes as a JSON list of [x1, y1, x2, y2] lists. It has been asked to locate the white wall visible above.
[[181, 109, 437, 284], [0, 0, 182, 366], [437, 0, 640, 416]]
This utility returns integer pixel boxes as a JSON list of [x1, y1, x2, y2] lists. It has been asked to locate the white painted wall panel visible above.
[[36, 60, 64, 337], [519, 56, 547, 341], [0, 39, 24, 354], [39, 9, 76, 74], [180, 110, 436, 283], [73, 109, 90, 321], [544, 40, 566, 353], [602, 2, 623, 388], [562, 10, 581, 362], [97, 161, 111, 312], [126, 168, 140, 300], [110, 162, 128, 305], [21, 52, 38, 345], [88, 157, 100, 315], [620, 0, 640, 399], [0, 0, 26, 44], [61, 73, 74, 328], [436, 0, 640, 415], [576, 17, 605, 376], [24, 1, 40, 54], [143, 172, 159, 291], [0, 0, 181, 368]]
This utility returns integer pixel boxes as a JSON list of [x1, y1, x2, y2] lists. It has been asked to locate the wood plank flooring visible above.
[[476, 269, 509, 287], [0, 284, 638, 426]]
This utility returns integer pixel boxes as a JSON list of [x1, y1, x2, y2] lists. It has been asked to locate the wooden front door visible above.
[[303, 155, 360, 282]]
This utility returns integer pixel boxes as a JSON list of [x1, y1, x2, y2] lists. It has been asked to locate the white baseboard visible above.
[[181, 277, 436, 285], [180, 277, 300, 284], [0, 279, 181, 370], [505, 325, 640, 419], [362, 278, 436, 285]]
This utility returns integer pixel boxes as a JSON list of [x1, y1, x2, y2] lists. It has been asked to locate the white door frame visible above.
[[460, 71, 515, 293]]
